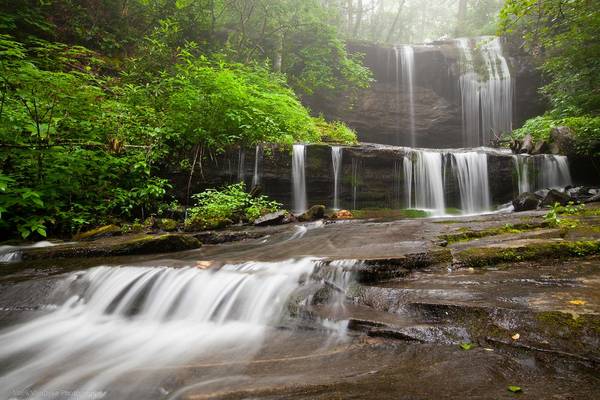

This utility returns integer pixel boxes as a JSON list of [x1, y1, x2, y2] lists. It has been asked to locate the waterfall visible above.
[[0, 241, 59, 264], [513, 154, 572, 193], [412, 150, 445, 215], [513, 155, 531, 194], [0, 260, 344, 397], [252, 145, 262, 187], [237, 148, 246, 182], [538, 155, 572, 190], [403, 155, 413, 208], [331, 146, 343, 210], [452, 152, 491, 213], [292, 144, 307, 213], [457, 37, 513, 147], [401, 45, 417, 147], [393, 46, 402, 145]]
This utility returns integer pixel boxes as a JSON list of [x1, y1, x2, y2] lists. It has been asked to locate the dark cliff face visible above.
[[303, 39, 547, 148], [171, 144, 519, 212]]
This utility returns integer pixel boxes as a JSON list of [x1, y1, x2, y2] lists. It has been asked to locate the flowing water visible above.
[[0, 259, 349, 399], [0, 241, 60, 264], [513, 154, 572, 193], [400, 45, 416, 147], [237, 148, 246, 183], [331, 146, 343, 210], [252, 145, 263, 187], [457, 37, 513, 147], [452, 152, 491, 214], [403, 155, 413, 209], [351, 158, 361, 210], [411, 150, 446, 215], [292, 144, 307, 213]]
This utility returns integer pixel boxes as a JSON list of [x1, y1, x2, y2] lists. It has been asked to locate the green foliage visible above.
[[314, 117, 357, 144], [507, 385, 522, 393], [544, 202, 583, 229], [459, 342, 476, 351], [185, 183, 281, 231], [500, 1, 600, 154], [511, 115, 600, 157]]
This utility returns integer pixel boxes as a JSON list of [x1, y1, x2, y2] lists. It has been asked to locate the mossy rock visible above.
[[184, 215, 233, 232], [298, 205, 326, 222], [454, 239, 600, 268], [108, 234, 201, 255], [157, 218, 178, 232], [74, 224, 122, 241]]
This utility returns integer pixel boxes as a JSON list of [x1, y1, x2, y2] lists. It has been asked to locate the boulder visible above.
[[519, 134, 534, 154], [334, 210, 354, 219], [584, 193, 600, 204], [298, 205, 326, 222], [254, 210, 288, 226], [549, 126, 575, 155], [74, 224, 121, 241], [512, 192, 541, 212], [541, 189, 572, 207], [531, 140, 549, 155]]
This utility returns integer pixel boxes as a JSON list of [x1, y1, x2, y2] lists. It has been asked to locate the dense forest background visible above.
[[0, 0, 598, 239]]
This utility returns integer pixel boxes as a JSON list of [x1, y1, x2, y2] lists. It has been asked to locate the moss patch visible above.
[[351, 208, 431, 219], [442, 223, 545, 244], [455, 239, 600, 268]]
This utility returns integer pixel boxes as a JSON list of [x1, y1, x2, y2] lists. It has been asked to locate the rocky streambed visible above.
[[1, 206, 599, 399]]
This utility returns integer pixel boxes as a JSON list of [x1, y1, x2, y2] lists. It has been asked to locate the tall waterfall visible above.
[[457, 37, 513, 147], [401, 45, 416, 147], [403, 155, 413, 208], [331, 146, 343, 210], [351, 158, 361, 209], [452, 152, 491, 213], [514, 154, 572, 193], [0, 260, 343, 397], [292, 144, 307, 213], [412, 150, 445, 215], [252, 145, 263, 187]]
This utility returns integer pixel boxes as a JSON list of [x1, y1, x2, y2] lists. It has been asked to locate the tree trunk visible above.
[[385, 0, 406, 44]]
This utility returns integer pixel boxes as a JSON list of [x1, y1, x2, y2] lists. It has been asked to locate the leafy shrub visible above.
[[185, 183, 280, 231], [314, 117, 358, 144]]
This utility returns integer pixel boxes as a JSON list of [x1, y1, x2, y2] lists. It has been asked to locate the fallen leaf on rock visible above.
[[568, 299, 587, 305], [459, 342, 475, 350], [511, 333, 520, 340], [507, 385, 522, 393], [195, 260, 212, 269]]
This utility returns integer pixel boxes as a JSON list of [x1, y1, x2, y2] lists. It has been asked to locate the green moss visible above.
[[442, 223, 543, 244], [456, 239, 600, 267], [157, 218, 178, 232], [536, 312, 600, 337], [73, 224, 121, 241], [351, 208, 431, 219]]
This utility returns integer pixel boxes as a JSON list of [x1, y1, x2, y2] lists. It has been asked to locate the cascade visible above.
[[400, 45, 417, 147], [0, 260, 347, 397], [331, 146, 343, 210], [412, 150, 446, 215], [513, 154, 572, 193], [403, 155, 413, 208], [457, 37, 513, 147], [393, 47, 402, 145], [393, 159, 402, 208], [452, 152, 492, 213], [292, 144, 307, 213], [539, 154, 572, 190], [252, 145, 263, 187]]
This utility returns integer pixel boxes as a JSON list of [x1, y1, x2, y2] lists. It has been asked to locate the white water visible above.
[[0, 260, 330, 399], [292, 144, 307, 213], [457, 37, 513, 147], [331, 146, 343, 210], [513, 154, 572, 193], [452, 152, 491, 213], [400, 45, 416, 147], [351, 158, 361, 210], [0, 241, 59, 264], [252, 145, 262, 187], [412, 150, 445, 215], [403, 155, 413, 208]]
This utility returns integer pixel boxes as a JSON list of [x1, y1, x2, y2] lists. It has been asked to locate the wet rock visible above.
[[73, 225, 121, 241], [519, 134, 534, 154], [585, 193, 600, 204], [254, 210, 288, 226], [298, 205, 326, 222], [531, 140, 549, 155], [541, 189, 572, 207], [549, 126, 575, 155], [193, 230, 265, 244], [512, 192, 541, 212], [23, 234, 202, 261], [157, 218, 178, 232]]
